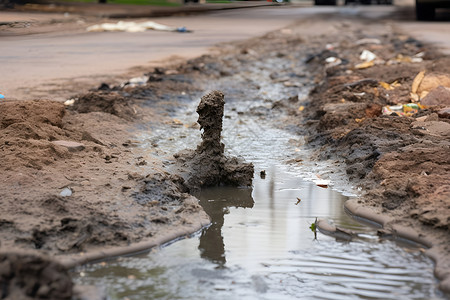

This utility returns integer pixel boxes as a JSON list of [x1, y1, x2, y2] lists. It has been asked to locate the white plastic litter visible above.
[[360, 50, 377, 62], [60, 187, 73, 197], [87, 21, 190, 33]]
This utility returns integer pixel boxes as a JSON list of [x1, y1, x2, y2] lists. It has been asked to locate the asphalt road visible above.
[[1, 2, 449, 100]]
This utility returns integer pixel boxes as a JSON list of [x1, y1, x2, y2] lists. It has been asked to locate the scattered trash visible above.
[[295, 197, 302, 205], [382, 103, 426, 116], [52, 140, 86, 152], [353, 92, 366, 97], [298, 105, 305, 112], [64, 99, 75, 106], [316, 183, 329, 188], [325, 43, 337, 50], [176, 26, 188, 33], [355, 61, 374, 69], [359, 49, 377, 62], [60, 187, 72, 197], [355, 38, 381, 45], [379, 80, 401, 90], [0, 93, 4, 99], [87, 21, 192, 33], [412, 70, 426, 94], [325, 56, 342, 68], [314, 175, 330, 188], [121, 76, 149, 88]]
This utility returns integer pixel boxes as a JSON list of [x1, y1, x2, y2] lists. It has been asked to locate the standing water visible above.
[[73, 96, 444, 299]]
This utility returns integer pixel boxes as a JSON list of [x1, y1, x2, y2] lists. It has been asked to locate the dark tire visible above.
[[315, 0, 336, 5], [416, 0, 435, 20]]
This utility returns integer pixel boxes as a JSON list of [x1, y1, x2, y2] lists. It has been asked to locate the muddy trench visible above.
[[1, 15, 450, 299], [69, 20, 448, 299]]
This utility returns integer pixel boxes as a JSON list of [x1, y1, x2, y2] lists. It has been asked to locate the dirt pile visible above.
[[174, 90, 254, 191], [0, 92, 208, 256], [70, 92, 137, 121]]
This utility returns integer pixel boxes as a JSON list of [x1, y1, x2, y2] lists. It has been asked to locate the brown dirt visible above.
[[0, 11, 449, 298], [0, 250, 73, 300]]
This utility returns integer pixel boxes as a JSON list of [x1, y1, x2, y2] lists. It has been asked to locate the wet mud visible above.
[[0, 13, 450, 296], [174, 90, 254, 191], [0, 250, 73, 300]]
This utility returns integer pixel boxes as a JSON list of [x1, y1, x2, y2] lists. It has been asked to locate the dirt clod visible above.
[[174, 91, 254, 191]]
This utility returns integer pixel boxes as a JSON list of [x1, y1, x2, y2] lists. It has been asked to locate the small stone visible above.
[[437, 107, 450, 119], [52, 140, 85, 152], [421, 86, 450, 106]]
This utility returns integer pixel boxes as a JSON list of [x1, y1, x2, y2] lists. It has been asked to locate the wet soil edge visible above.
[[343, 199, 450, 293], [60, 214, 210, 269]]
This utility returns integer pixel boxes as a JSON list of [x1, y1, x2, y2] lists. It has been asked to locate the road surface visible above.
[[0, 2, 449, 100]]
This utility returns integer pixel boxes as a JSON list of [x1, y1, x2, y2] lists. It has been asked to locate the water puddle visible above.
[[73, 96, 444, 299]]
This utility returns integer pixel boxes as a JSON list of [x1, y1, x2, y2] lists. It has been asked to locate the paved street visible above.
[[1, 2, 449, 100]]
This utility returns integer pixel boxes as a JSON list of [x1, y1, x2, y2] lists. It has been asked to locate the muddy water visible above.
[[73, 98, 444, 299]]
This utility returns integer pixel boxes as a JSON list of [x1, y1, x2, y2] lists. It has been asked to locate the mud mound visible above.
[[71, 92, 136, 120], [174, 91, 254, 191], [0, 251, 73, 300], [302, 29, 450, 232], [0, 100, 73, 170], [0, 100, 65, 129]]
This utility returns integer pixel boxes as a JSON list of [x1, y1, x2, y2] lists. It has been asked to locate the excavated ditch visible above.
[[72, 37, 445, 297], [72, 87, 443, 299]]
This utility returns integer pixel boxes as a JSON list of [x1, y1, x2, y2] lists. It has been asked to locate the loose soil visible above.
[[0, 10, 449, 298]]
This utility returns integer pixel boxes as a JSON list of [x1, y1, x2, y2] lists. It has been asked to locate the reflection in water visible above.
[[195, 187, 254, 267], [72, 169, 445, 299]]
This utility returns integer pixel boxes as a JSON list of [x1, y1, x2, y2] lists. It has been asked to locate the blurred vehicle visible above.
[[416, 0, 450, 20], [314, 0, 336, 5]]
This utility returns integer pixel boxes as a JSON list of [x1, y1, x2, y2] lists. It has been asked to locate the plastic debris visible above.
[[60, 187, 72, 197], [121, 76, 149, 88], [325, 56, 342, 68], [0, 93, 4, 99], [355, 61, 374, 69], [64, 99, 75, 106], [355, 38, 381, 45], [359, 49, 377, 62], [382, 103, 426, 116], [379, 80, 401, 90], [87, 21, 192, 33], [387, 53, 424, 65], [412, 70, 426, 94]]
